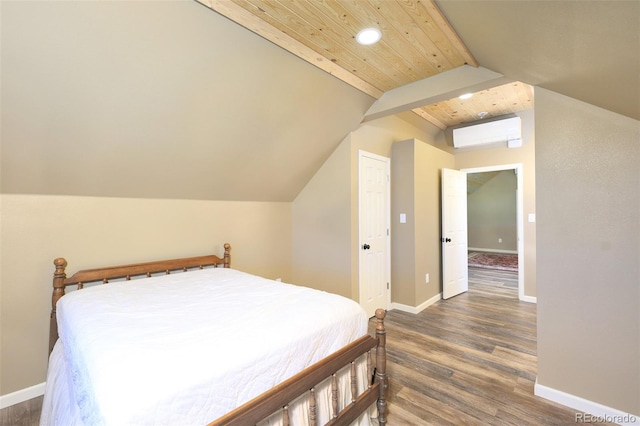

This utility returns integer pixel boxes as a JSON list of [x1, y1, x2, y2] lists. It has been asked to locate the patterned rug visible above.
[[468, 251, 518, 272]]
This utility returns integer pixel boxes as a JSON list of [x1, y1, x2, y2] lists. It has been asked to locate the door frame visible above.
[[358, 150, 391, 314], [462, 163, 527, 302]]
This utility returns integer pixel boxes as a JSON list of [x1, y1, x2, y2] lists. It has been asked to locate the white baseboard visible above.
[[468, 247, 518, 254], [534, 379, 639, 425], [0, 382, 46, 409], [391, 292, 442, 314], [520, 294, 537, 303]]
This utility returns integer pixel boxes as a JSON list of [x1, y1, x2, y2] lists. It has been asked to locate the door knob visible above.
[[362, 244, 371, 250]]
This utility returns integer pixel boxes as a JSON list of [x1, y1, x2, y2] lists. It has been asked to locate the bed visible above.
[[41, 244, 388, 425]]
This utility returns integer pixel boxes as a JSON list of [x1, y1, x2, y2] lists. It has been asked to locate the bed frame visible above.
[[48, 243, 388, 425]]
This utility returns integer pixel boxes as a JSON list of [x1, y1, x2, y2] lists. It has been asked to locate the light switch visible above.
[[528, 213, 536, 223], [399, 213, 406, 223]]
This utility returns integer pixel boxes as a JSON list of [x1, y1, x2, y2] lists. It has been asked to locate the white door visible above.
[[441, 168, 469, 299], [359, 151, 390, 317]]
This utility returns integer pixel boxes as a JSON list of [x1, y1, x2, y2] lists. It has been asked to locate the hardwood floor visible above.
[[4, 269, 584, 425], [0, 395, 42, 426], [375, 267, 585, 425]]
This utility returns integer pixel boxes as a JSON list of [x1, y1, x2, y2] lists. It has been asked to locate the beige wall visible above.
[[468, 170, 518, 252], [0, 194, 292, 395], [535, 88, 640, 415], [291, 137, 353, 297], [390, 141, 417, 305], [391, 139, 455, 306], [454, 109, 537, 298], [294, 108, 535, 308], [414, 142, 456, 305], [291, 113, 441, 302], [348, 114, 443, 302]]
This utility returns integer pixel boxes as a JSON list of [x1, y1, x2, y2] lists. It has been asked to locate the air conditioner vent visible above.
[[452, 116, 522, 148]]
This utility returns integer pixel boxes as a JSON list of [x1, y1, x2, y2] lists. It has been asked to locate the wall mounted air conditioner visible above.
[[452, 116, 522, 148]]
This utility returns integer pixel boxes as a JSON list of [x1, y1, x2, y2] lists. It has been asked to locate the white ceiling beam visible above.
[[362, 66, 512, 123]]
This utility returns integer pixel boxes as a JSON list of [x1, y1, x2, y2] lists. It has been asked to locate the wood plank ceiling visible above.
[[196, 0, 533, 129]]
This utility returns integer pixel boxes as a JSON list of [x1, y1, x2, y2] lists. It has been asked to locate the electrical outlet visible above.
[[425, 273, 430, 283], [498, 238, 502, 243]]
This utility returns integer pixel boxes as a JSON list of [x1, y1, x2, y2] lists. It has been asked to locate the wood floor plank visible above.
[[373, 268, 587, 425], [0, 395, 42, 426]]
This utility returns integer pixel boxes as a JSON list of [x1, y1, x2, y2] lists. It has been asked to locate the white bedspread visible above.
[[41, 268, 369, 426]]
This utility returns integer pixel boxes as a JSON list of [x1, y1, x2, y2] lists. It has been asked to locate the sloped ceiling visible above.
[[2, 1, 638, 203], [467, 171, 500, 195], [1, 1, 375, 202], [198, 0, 535, 128], [200, 0, 638, 125], [436, 0, 639, 122]]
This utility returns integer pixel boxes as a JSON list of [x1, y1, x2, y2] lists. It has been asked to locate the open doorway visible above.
[[462, 164, 525, 300], [467, 170, 517, 268]]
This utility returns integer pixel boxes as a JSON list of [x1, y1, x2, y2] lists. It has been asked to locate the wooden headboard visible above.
[[48, 243, 231, 354]]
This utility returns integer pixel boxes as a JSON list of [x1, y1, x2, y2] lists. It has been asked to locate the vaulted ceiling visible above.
[[2, 1, 638, 202], [467, 171, 500, 195], [1, 1, 375, 201], [437, 0, 639, 122], [196, 0, 536, 128], [198, 0, 638, 125]]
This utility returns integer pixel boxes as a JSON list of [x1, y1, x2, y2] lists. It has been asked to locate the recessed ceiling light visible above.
[[459, 93, 473, 100], [356, 28, 382, 45]]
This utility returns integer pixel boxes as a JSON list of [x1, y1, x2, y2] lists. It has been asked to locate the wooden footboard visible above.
[[48, 244, 231, 354], [209, 309, 388, 426]]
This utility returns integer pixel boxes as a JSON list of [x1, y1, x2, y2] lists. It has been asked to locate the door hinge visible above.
[[387, 282, 390, 290]]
